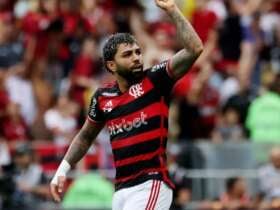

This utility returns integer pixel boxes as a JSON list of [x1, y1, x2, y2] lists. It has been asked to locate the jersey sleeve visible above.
[[147, 60, 176, 96], [87, 89, 105, 125]]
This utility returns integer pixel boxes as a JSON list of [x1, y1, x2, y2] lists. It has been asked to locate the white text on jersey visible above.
[[108, 112, 148, 136]]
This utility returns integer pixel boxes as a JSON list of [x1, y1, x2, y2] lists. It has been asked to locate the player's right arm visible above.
[[64, 120, 103, 166], [50, 90, 105, 202], [50, 120, 104, 202]]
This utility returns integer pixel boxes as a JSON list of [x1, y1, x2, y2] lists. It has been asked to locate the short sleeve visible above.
[[87, 90, 105, 124], [147, 60, 176, 96]]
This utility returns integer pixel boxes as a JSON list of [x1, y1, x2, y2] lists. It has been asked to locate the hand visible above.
[[155, 0, 176, 12], [50, 176, 66, 202]]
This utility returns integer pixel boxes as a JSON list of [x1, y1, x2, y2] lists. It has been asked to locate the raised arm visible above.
[[50, 119, 104, 202], [155, 0, 203, 80]]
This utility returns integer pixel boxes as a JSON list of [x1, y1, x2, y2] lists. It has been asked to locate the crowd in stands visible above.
[[0, 0, 280, 209]]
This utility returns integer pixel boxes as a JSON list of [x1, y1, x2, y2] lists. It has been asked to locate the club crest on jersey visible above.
[[129, 83, 144, 98], [103, 100, 113, 113]]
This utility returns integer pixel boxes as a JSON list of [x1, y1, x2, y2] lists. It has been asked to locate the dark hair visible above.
[[14, 143, 33, 156], [226, 177, 240, 191], [102, 33, 138, 72]]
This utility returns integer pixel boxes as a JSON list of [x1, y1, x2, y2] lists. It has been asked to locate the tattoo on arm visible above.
[[64, 120, 103, 166], [170, 8, 201, 53], [168, 7, 203, 79]]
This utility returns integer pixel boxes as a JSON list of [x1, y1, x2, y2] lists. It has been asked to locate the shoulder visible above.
[[258, 164, 274, 177], [249, 95, 263, 107], [93, 82, 119, 98], [149, 60, 170, 73]]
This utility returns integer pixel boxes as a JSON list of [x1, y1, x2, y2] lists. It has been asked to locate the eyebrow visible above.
[[121, 47, 141, 55]]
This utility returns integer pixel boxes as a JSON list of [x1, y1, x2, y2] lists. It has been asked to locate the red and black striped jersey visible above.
[[88, 60, 176, 191]]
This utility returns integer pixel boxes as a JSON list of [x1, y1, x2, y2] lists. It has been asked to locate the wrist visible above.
[[51, 159, 71, 185]]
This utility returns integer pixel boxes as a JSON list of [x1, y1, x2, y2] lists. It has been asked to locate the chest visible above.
[[99, 81, 168, 137]]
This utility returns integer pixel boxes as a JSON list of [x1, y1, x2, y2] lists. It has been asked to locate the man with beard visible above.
[[50, 0, 203, 209]]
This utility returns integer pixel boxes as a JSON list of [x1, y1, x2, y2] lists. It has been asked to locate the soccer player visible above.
[[50, 0, 203, 209]]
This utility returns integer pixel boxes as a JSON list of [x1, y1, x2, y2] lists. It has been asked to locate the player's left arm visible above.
[[155, 0, 203, 80]]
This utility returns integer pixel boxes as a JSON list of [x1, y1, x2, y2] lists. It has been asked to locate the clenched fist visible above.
[[155, 0, 176, 12]]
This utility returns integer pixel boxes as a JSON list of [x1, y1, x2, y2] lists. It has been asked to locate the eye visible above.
[[122, 51, 132, 57], [135, 49, 141, 55]]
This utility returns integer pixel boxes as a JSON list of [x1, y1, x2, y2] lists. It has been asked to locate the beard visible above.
[[117, 66, 145, 84]]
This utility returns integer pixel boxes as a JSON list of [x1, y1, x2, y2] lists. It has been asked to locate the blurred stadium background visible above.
[[0, 0, 280, 209]]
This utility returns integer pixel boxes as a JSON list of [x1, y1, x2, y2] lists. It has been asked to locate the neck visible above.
[[116, 74, 130, 93], [114, 71, 145, 93], [228, 191, 242, 199]]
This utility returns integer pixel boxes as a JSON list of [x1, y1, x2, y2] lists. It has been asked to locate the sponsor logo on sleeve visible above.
[[151, 62, 167, 72], [89, 98, 97, 117]]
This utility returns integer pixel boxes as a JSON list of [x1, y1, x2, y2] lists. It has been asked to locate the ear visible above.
[[106, 61, 117, 73]]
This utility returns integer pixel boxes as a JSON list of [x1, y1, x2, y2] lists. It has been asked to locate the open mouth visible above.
[[132, 66, 143, 73]]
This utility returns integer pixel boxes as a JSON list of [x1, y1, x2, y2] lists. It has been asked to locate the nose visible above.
[[132, 52, 141, 63]]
